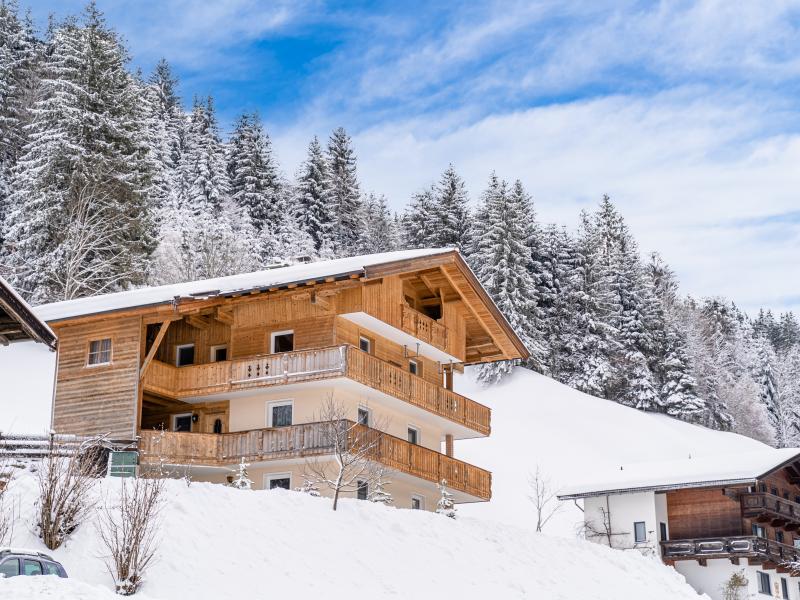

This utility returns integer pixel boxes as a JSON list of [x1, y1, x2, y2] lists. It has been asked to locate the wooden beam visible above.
[[214, 306, 234, 326], [139, 320, 172, 380], [186, 314, 211, 330]]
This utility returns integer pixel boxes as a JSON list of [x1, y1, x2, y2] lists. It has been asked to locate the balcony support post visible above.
[[445, 434, 454, 457]]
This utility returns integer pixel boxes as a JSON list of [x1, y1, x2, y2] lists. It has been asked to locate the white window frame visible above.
[[409, 359, 419, 376], [358, 335, 372, 354], [87, 338, 112, 367], [175, 343, 195, 367], [407, 425, 421, 445], [411, 494, 425, 510], [270, 330, 294, 354], [266, 399, 294, 427], [209, 344, 228, 362], [357, 405, 370, 427], [172, 412, 193, 432], [264, 472, 292, 490]]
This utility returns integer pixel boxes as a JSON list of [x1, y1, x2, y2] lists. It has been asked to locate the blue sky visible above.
[[26, 0, 800, 313]]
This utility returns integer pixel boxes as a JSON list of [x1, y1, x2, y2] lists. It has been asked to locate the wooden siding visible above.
[[137, 421, 491, 500], [52, 316, 141, 439], [156, 318, 230, 366], [666, 488, 745, 539]]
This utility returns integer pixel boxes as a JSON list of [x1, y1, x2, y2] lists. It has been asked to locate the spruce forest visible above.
[[0, 3, 796, 448]]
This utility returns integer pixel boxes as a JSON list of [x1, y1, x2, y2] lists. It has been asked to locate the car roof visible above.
[[0, 547, 56, 561]]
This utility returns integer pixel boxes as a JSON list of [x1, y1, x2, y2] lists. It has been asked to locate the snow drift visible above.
[[1, 470, 705, 600]]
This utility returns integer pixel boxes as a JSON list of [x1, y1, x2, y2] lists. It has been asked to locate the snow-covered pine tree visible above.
[[296, 476, 321, 497], [472, 177, 544, 382], [431, 164, 471, 252], [358, 192, 396, 254], [230, 458, 253, 490], [775, 344, 800, 447], [326, 127, 362, 256], [368, 472, 393, 506], [402, 187, 436, 249], [436, 479, 456, 518], [4, 4, 155, 301], [294, 136, 334, 255]]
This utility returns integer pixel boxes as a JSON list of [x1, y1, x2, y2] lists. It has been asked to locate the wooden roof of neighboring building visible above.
[[0, 276, 56, 349], [558, 448, 800, 500], [33, 249, 528, 361]]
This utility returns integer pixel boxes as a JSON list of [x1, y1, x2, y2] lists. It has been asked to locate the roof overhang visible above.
[[0, 277, 56, 349], [558, 478, 758, 501]]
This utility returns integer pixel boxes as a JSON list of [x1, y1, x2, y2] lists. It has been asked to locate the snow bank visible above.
[[0, 342, 55, 434], [1, 469, 705, 600], [455, 367, 767, 533]]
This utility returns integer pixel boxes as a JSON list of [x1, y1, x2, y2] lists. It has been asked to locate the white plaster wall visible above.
[[676, 558, 800, 600], [655, 491, 669, 544], [583, 492, 658, 550]]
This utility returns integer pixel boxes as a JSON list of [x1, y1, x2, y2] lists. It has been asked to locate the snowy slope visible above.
[[0, 343, 55, 434], [455, 367, 767, 534], [1, 470, 705, 600]]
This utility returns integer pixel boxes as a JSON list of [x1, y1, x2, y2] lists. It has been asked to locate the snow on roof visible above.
[[0, 275, 56, 347], [558, 447, 800, 499], [33, 248, 454, 322]]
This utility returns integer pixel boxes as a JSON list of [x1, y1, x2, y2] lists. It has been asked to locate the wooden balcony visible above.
[[742, 492, 800, 529], [400, 304, 447, 350], [143, 345, 490, 436], [137, 422, 491, 500], [661, 536, 800, 568]]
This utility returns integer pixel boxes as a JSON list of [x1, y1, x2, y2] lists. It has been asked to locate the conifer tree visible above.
[[359, 192, 395, 254], [431, 164, 471, 251], [403, 187, 436, 249], [295, 136, 333, 254], [326, 127, 362, 256]]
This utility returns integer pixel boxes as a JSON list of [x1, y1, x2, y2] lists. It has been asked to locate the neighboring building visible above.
[[0, 276, 56, 349], [34, 249, 527, 508], [559, 450, 800, 600]]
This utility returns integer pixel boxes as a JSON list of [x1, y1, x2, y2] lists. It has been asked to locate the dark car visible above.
[[0, 548, 67, 578]]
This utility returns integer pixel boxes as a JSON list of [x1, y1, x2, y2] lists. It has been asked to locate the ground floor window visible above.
[[411, 495, 424, 510], [659, 522, 667, 541], [357, 481, 368, 500], [781, 578, 789, 599], [265, 473, 291, 490], [758, 571, 771, 595], [633, 521, 647, 543]]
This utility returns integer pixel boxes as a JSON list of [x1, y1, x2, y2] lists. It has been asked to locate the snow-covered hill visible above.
[[1, 471, 704, 600], [455, 367, 766, 533]]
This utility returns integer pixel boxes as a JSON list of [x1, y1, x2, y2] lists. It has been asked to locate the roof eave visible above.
[[558, 477, 758, 501]]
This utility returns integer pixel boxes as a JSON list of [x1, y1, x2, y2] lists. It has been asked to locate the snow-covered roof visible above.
[[34, 248, 454, 323], [558, 447, 800, 499]]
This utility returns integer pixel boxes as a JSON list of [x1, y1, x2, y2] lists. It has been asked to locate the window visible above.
[[213, 418, 223, 434], [176, 343, 195, 367], [422, 303, 441, 320], [752, 523, 767, 538], [173, 413, 192, 432], [266, 473, 291, 490], [784, 491, 790, 500], [107, 451, 138, 478], [0, 558, 19, 578], [87, 338, 112, 365], [794, 537, 800, 549], [659, 522, 668, 541], [409, 359, 420, 376], [271, 330, 294, 353], [357, 481, 368, 500], [210, 345, 227, 362], [267, 400, 293, 427], [758, 572, 771, 595], [781, 578, 789, 599], [633, 521, 647, 543], [411, 495, 424, 510], [795, 495, 800, 504], [777, 530, 785, 543], [357, 407, 370, 427], [759, 483, 767, 493], [772, 487, 779, 496], [359, 336, 372, 354], [407, 426, 420, 445], [43, 562, 61, 576], [22, 559, 42, 576]]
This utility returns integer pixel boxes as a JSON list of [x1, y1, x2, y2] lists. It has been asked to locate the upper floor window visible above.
[[357, 407, 370, 427], [359, 335, 372, 354], [407, 426, 420, 446], [759, 483, 767, 493], [772, 487, 779, 496], [268, 400, 293, 428], [176, 343, 195, 367], [87, 338, 112, 366], [752, 523, 767, 538], [777, 530, 785, 543], [633, 521, 647, 543], [210, 345, 227, 362], [409, 359, 420, 377], [271, 330, 294, 353]]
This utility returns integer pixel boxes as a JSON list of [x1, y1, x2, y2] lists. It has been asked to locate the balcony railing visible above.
[[137, 422, 491, 500], [742, 492, 800, 525], [661, 536, 800, 565], [143, 345, 490, 435], [401, 304, 448, 351]]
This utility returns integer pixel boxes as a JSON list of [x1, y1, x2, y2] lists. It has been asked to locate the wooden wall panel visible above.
[[52, 317, 141, 439], [666, 488, 745, 539], [230, 316, 336, 359], [156, 318, 230, 366], [141, 399, 229, 433]]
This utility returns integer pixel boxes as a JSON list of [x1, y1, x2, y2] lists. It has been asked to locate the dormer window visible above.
[[87, 338, 112, 366]]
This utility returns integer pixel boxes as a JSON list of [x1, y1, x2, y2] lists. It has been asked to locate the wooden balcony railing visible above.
[[661, 536, 800, 565], [137, 421, 491, 500], [143, 345, 490, 435], [401, 304, 448, 351], [742, 492, 800, 526]]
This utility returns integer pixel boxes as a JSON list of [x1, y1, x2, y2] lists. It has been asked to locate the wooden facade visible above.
[[43, 251, 525, 503]]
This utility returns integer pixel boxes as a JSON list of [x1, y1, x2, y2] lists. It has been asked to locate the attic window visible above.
[[87, 338, 112, 366]]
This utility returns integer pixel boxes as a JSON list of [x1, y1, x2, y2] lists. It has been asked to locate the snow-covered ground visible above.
[[1, 470, 705, 599]]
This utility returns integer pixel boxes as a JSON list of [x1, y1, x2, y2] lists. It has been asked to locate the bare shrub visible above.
[[0, 462, 14, 545], [97, 476, 164, 596], [304, 395, 387, 511], [36, 436, 105, 550], [528, 465, 563, 532]]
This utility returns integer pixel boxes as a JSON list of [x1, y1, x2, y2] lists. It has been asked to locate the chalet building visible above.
[[559, 450, 800, 600], [0, 276, 56, 349], [34, 249, 527, 509]]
